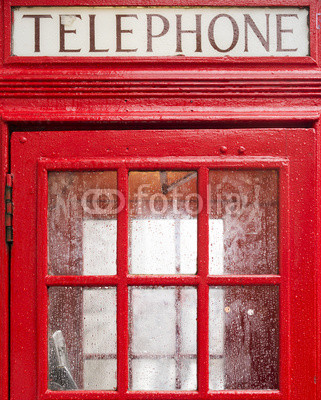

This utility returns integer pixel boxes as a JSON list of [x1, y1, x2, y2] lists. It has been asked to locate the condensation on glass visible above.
[[48, 287, 117, 390], [209, 170, 278, 275], [129, 171, 198, 274], [129, 287, 197, 390], [48, 171, 117, 275], [46, 168, 280, 393], [209, 286, 279, 390]]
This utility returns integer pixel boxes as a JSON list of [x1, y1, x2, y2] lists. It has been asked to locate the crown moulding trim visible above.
[[1, 76, 321, 97], [1, 108, 319, 123], [1, 82, 321, 97]]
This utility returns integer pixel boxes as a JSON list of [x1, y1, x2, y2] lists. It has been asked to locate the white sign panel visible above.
[[12, 7, 309, 57]]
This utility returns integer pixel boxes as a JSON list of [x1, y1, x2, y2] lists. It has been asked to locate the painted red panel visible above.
[[9, 128, 316, 400], [0, 121, 9, 400], [0, 3, 319, 400]]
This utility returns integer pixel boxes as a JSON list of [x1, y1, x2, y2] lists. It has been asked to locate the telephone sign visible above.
[[12, 7, 309, 57]]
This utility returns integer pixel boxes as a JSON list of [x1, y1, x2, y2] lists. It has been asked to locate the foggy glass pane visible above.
[[84, 360, 117, 390], [180, 359, 197, 390], [131, 359, 176, 390], [209, 286, 279, 390], [129, 171, 197, 274], [48, 287, 117, 391], [209, 359, 225, 391], [83, 220, 117, 275], [209, 170, 278, 275], [129, 287, 197, 390], [48, 171, 117, 275], [209, 219, 224, 274]]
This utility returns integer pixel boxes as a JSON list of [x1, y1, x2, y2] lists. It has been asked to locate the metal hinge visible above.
[[5, 173, 13, 244]]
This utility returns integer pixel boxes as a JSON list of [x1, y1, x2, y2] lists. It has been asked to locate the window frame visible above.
[[3, 0, 319, 67], [36, 156, 289, 400]]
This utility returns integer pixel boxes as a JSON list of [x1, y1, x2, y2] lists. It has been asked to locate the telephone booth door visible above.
[[10, 128, 316, 400]]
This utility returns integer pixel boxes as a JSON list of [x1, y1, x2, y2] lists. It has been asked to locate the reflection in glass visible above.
[[129, 171, 198, 275], [209, 170, 278, 275], [129, 287, 197, 390], [209, 286, 279, 390], [48, 287, 117, 390], [48, 171, 117, 275]]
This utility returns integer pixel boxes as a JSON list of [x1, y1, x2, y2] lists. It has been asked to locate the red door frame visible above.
[[1, 0, 321, 399], [1, 120, 320, 400], [7, 128, 314, 400]]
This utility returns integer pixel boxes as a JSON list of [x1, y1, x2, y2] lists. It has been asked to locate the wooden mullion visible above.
[[117, 166, 129, 394], [197, 167, 209, 394]]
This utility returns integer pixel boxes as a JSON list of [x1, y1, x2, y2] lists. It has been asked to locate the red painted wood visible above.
[[41, 389, 281, 399], [206, 276, 281, 285], [11, 142, 38, 400], [0, 0, 319, 398], [9, 128, 317, 400], [0, 121, 9, 400], [286, 129, 317, 399], [197, 167, 209, 395], [42, 390, 281, 399], [1, 110, 319, 124], [278, 160, 291, 398], [46, 275, 121, 286], [117, 166, 129, 395], [37, 161, 49, 398], [126, 276, 199, 285], [317, 117, 321, 400], [37, 156, 288, 170]]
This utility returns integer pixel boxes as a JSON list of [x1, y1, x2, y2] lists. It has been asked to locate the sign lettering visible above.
[[12, 7, 310, 57]]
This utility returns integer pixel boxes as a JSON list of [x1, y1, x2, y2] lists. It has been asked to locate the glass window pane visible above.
[[180, 359, 197, 390], [131, 359, 176, 391], [209, 286, 279, 390], [129, 287, 197, 390], [209, 170, 278, 275], [129, 171, 197, 274], [48, 287, 117, 391], [48, 171, 117, 275], [83, 220, 117, 275], [209, 219, 224, 274], [84, 360, 117, 390]]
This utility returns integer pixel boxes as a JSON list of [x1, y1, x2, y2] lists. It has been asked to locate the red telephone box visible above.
[[1, 1, 321, 400]]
